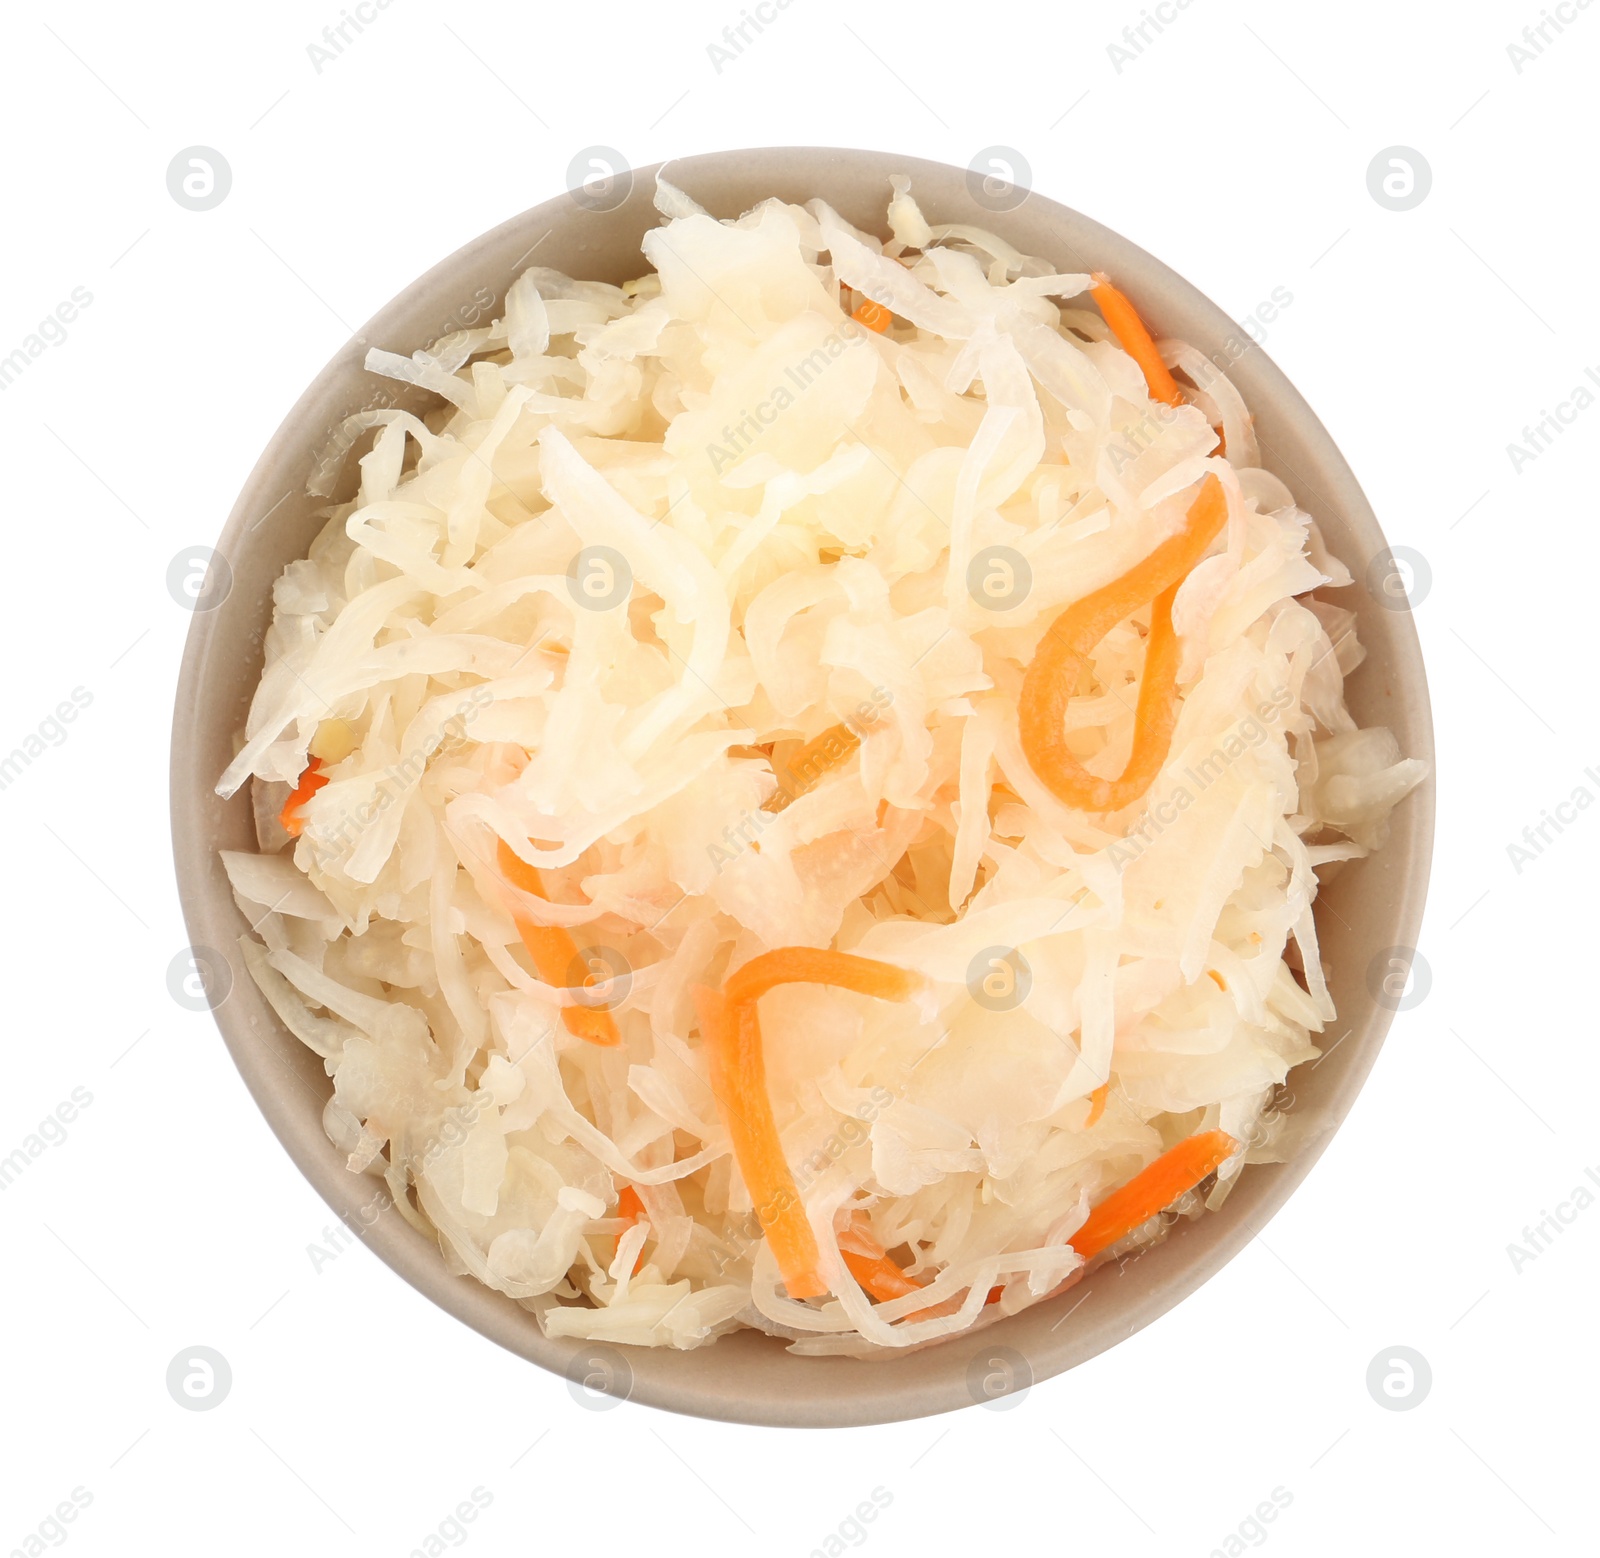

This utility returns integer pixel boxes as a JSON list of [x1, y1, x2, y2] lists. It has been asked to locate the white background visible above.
[[0, 0, 1591, 1553]]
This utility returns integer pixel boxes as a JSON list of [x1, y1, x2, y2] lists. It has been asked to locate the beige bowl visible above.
[[170, 147, 1434, 1426]]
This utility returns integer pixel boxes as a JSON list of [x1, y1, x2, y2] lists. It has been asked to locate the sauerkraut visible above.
[[218, 176, 1425, 1354]]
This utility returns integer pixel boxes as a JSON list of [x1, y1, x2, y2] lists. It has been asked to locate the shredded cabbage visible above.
[[219, 176, 1425, 1353]]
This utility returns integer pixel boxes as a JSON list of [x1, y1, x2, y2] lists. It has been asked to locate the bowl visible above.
[[170, 146, 1435, 1426]]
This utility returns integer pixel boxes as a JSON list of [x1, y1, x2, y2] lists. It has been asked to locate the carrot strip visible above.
[[615, 1185, 647, 1275], [1069, 1129, 1237, 1261], [1019, 473, 1228, 813], [852, 298, 892, 333], [839, 1220, 925, 1301], [838, 1227, 953, 1313], [279, 757, 329, 837], [695, 952, 923, 1300], [761, 722, 862, 814], [1085, 1082, 1109, 1128], [495, 835, 547, 896], [496, 838, 620, 1047], [840, 1222, 1003, 1318], [843, 1247, 925, 1303], [1090, 273, 1182, 407], [693, 984, 826, 1299], [722, 947, 924, 1009]]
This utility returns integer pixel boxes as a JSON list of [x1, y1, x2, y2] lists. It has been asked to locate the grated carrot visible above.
[[1090, 273, 1182, 407], [1069, 1129, 1237, 1261], [761, 722, 862, 814], [839, 1223, 1001, 1318], [852, 298, 892, 333], [842, 1248, 925, 1303], [1019, 473, 1228, 813], [722, 947, 923, 1009], [699, 949, 924, 1301], [615, 1185, 647, 1276], [1085, 1082, 1110, 1128], [496, 838, 620, 1046], [279, 757, 329, 837], [693, 983, 826, 1299]]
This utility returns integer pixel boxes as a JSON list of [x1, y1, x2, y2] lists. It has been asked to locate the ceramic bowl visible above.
[[170, 146, 1434, 1426]]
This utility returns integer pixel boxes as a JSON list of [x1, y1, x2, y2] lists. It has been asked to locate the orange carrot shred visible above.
[[693, 984, 826, 1300], [852, 298, 892, 333], [722, 947, 923, 1010], [279, 757, 329, 837], [1069, 1129, 1237, 1261], [615, 1185, 647, 1275], [1090, 273, 1182, 407], [842, 1247, 925, 1303], [496, 838, 620, 1047], [1019, 473, 1228, 814], [697, 951, 924, 1301], [496, 835, 546, 895], [762, 722, 862, 814], [837, 1225, 973, 1317], [838, 1220, 1008, 1319], [1085, 1082, 1110, 1128]]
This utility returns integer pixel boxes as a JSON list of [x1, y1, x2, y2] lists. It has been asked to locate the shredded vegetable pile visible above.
[[218, 176, 1426, 1354]]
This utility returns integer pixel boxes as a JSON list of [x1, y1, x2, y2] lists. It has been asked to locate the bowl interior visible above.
[[171, 147, 1434, 1427]]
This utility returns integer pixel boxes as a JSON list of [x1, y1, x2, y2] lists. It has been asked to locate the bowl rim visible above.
[[171, 145, 1435, 1427]]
